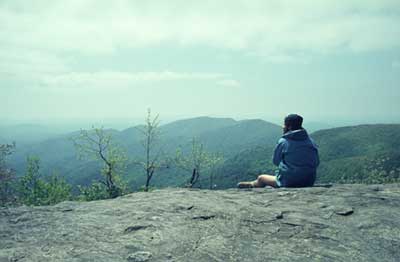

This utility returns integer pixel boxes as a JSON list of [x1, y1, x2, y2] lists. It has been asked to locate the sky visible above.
[[1, 0, 400, 128]]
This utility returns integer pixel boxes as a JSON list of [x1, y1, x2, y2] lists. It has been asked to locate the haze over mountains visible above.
[[0, 117, 331, 145], [2, 117, 400, 191]]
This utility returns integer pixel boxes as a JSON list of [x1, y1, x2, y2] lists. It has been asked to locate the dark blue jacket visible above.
[[273, 129, 319, 187]]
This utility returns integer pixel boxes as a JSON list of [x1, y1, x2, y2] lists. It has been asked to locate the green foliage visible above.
[[72, 126, 127, 198], [18, 156, 47, 206], [312, 125, 400, 184], [214, 145, 275, 188], [175, 137, 223, 188], [134, 108, 166, 191], [317, 152, 400, 184], [44, 173, 73, 205], [18, 156, 72, 206], [77, 182, 110, 201], [138, 185, 156, 192], [0, 142, 17, 206]]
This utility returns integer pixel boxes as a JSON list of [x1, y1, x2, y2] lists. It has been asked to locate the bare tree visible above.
[[135, 109, 167, 192], [175, 137, 223, 188], [72, 127, 127, 198], [208, 159, 223, 190], [0, 142, 16, 205]]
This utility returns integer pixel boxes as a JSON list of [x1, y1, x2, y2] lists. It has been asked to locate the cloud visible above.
[[0, 49, 68, 76], [40, 71, 232, 89], [0, 0, 399, 92], [217, 79, 241, 88], [1, 0, 399, 56]]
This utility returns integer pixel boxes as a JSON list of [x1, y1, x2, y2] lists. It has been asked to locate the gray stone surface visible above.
[[1, 184, 400, 262]]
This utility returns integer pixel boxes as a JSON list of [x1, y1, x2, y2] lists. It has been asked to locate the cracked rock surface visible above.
[[1, 184, 400, 262]]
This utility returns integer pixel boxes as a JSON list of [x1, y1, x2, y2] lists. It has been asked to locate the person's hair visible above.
[[284, 114, 303, 130]]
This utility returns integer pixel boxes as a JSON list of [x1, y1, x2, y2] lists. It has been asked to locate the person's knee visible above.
[[256, 175, 266, 185], [257, 174, 276, 187], [257, 174, 270, 180]]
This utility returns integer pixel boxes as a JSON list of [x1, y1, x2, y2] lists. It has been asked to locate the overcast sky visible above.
[[1, 0, 399, 126]]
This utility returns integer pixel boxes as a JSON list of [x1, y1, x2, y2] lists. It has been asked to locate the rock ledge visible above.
[[1, 184, 400, 261]]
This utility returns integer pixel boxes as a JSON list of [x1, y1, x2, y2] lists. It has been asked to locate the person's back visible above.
[[237, 114, 319, 189], [273, 128, 319, 187]]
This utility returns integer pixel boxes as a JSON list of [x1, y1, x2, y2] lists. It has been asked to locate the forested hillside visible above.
[[7, 117, 282, 190], [5, 119, 400, 192], [214, 124, 400, 188], [313, 124, 400, 183]]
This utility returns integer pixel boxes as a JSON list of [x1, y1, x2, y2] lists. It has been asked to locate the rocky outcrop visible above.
[[1, 184, 400, 262]]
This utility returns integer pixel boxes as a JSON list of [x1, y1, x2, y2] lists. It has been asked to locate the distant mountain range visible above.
[[0, 124, 61, 145], [5, 118, 400, 190], [7, 117, 282, 189]]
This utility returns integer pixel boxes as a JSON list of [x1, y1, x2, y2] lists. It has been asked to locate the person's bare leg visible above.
[[237, 174, 277, 188], [254, 174, 277, 188]]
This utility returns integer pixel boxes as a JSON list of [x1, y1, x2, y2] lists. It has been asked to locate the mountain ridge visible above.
[[7, 117, 281, 188], [5, 119, 400, 190]]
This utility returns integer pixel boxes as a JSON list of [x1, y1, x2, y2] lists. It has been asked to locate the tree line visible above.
[[0, 109, 223, 207]]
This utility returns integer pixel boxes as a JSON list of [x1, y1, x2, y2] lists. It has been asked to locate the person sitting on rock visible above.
[[237, 114, 319, 188]]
